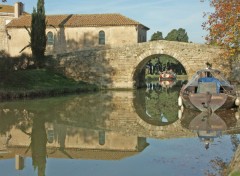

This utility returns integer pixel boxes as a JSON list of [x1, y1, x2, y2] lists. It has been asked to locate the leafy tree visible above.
[[150, 31, 164, 41], [147, 28, 188, 74], [165, 29, 178, 41], [176, 28, 189, 42], [202, 0, 240, 60], [165, 28, 189, 42]]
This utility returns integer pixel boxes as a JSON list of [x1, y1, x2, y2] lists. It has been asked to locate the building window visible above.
[[47, 31, 54, 45], [98, 130, 105, 145], [99, 31, 105, 45]]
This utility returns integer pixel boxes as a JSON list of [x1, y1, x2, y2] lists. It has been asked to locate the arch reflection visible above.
[[134, 81, 183, 126]]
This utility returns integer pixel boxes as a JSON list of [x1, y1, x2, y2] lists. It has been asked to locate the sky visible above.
[[3, 0, 213, 44]]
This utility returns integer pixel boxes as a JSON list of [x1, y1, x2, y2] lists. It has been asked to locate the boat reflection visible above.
[[180, 109, 237, 149], [159, 79, 177, 89]]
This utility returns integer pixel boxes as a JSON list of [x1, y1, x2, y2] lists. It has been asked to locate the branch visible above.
[[19, 43, 31, 53], [24, 26, 31, 36]]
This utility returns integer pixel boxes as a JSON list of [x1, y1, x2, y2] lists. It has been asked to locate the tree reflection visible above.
[[17, 115, 47, 176], [31, 117, 47, 176], [134, 81, 180, 126]]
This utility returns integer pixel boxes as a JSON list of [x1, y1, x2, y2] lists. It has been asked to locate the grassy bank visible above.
[[0, 69, 99, 101]]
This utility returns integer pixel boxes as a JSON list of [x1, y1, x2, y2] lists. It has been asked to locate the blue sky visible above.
[[4, 0, 213, 44]]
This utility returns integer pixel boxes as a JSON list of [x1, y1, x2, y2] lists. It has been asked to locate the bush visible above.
[[0, 50, 13, 80]]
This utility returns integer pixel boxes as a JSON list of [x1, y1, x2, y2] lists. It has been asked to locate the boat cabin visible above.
[[183, 69, 234, 94]]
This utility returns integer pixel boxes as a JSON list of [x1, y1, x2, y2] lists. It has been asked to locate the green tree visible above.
[[31, 0, 47, 67], [165, 28, 189, 42], [150, 31, 164, 41]]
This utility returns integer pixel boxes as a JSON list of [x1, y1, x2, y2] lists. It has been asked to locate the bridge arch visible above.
[[132, 48, 188, 88], [128, 41, 226, 89]]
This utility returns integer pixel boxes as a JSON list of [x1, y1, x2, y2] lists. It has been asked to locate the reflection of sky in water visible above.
[[0, 135, 236, 176], [0, 88, 239, 176]]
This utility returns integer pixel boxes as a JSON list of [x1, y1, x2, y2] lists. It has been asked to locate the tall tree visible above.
[[165, 28, 189, 42], [31, 0, 47, 67], [202, 0, 240, 60], [150, 31, 164, 41]]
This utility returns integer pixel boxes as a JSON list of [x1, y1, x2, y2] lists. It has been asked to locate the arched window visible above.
[[99, 31, 105, 45], [47, 31, 54, 45], [98, 130, 105, 145]]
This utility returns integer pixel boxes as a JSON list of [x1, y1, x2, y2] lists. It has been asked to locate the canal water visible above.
[[0, 81, 239, 176]]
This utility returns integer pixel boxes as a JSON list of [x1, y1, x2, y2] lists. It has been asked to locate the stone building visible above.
[[0, 2, 25, 53], [0, 2, 149, 57]]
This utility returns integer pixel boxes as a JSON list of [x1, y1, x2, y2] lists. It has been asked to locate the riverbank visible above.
[[0, 70, 239, 101], [0, 69, 99, 101]]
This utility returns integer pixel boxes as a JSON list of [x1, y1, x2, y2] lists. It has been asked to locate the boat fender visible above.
[[235, 111, 239, 120], [235, 98, 240, 106], [178, 96, 182, 106], [178, 109, 182, 119], [181, 105, 184, 112]]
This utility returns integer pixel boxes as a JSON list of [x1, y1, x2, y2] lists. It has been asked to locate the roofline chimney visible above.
[[14, 2, 24, 18]]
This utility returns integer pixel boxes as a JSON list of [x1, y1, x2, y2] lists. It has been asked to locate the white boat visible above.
[[178, 68, 239, 112]]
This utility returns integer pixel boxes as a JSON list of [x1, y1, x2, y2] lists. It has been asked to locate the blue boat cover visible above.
[[198, 77, 221, 93]]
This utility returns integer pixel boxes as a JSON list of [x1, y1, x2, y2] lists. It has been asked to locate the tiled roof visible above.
[[2, 147, 140, 160], [0, 3, 28, 16], [0, 4, 14, 13], [6, 13, 149, 29]]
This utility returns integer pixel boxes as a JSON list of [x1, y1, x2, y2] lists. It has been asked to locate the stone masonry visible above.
[[53, 40, 227, 89], [0, 16, 13, 52]]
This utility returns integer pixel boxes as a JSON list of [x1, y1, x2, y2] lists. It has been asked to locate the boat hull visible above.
[[180, 92, 236, 112], [178, 68, 238, 112], [159, 71, 176, 80]]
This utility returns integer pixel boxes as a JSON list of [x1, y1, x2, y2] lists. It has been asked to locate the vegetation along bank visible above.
[[0, 54, 99, 101]]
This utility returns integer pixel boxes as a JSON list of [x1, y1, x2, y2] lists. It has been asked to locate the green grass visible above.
[[229, 171, 240, 176], [0, 69, 99, 100]]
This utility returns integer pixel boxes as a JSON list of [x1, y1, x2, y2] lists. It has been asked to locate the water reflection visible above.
[[181, 108, 238, 149], [0, 87, 239, 175], [0, 101, 149, 175], [135, 80, 184, 126]]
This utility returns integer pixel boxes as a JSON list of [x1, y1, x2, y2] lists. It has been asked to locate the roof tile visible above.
[[0, 4, 14, 13], [6, 13, 149, 29]]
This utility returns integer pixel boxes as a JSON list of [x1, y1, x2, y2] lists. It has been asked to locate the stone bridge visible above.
[[53, 40, 227, 89]]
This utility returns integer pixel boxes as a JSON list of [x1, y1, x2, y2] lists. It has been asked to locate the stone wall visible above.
[[5, 25, 146, 57], [0, 16, 14, 52], [53, 40, 227, 89]]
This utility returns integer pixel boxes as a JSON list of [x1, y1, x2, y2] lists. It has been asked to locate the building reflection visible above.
[[44, 122, 148, 156], [15, 155, 24, 170], [0, 119, 149, 175]]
